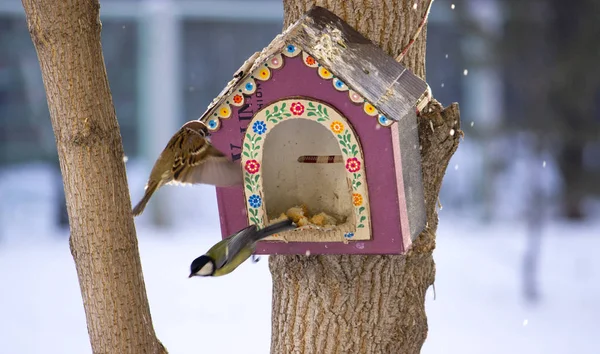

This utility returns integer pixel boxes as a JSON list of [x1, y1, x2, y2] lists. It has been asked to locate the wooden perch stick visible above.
[[297, 155, 344, 163]]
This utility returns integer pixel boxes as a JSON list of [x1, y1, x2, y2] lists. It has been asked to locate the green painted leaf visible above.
[[307, 112, 316, 117], [355, 182, 362, 187], [360, 216, 366, 222], [357, 224, 365, 228], [244, 143, 251, 150], [308, 102, 315, 108], [342, 148, 348, 155], [265, 110, 270, 116], [255, 137, 262, 143], [274, 106, 279, 112], [317, 104, 322, 112], [242, 151, 250, 157], [245, 184, 253, 192], [245, 177, 252, 184], [281, 103, 287, 110], [254, 174, 259, 182], [323, 107, 328, 116], [284, 113, 292, 117], [359, 206, 365, 213]]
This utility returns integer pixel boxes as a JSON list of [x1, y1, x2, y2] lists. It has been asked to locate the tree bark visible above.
[[21, 1, 167, 353], [269, 1, 461, 353]]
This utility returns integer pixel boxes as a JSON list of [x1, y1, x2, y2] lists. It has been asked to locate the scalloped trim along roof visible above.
[[204, 43, 396, 133]]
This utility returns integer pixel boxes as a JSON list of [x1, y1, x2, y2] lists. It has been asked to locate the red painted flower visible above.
[[233, 94, 243, 104], [245, 159, 260, 174], [305, 56, 316, 66], [290, 102, 305, 116], [345, 157, 361, 173]]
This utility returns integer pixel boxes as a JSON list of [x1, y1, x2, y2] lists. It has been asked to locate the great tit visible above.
[[189, 219, 297, 277], [132, 120, 243, 216]]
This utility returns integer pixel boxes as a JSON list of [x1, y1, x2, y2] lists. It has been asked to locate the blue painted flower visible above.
[[252, 121, 267, 135], [248, 194, 262, 208], [344, 232, 354, 239], [334, 78, 345, 89], [245, 82, 254, 91], [286, 44, 296, 53], [378, 115, 390, 125], [208, 119, 218, 129]]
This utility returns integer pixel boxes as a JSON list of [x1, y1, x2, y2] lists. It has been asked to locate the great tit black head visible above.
[[189, 255, 215, 277]]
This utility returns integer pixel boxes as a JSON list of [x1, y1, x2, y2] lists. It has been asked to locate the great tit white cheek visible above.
[[198, 262, 214, 276]]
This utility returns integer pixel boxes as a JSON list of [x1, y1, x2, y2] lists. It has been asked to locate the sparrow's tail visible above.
[[132, 181, 159, 216], [256, 218, 297, 240]]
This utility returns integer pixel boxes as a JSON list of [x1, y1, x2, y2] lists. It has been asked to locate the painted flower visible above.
[[258, 68, 270, 80], [286, 44, 296, 53], [208, 119, 218, 129], [333, 78, 346, 90], [352, 193, 363, 207], [364, 102, 376, 116], [330, 121, 344, 134], [378, 115, 390, 126], [305, 55, 316, 66], [318, 66, 333, 79], [219, 105, 231, 117], [245, 82, 254, 91], [252, 121, 267, 135], [346, 157, 361, 173], [349, 91, 362, 103], [290, 102, 305, 116], [248, 194, 262, 208], [245, 159, 261, 174], [344, 232, 354, 239], [233, 94, 243, 104]]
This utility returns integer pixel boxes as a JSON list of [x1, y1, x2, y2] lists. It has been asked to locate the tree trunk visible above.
[[21, 1, 167, 353], [269, 1, 461, 353]]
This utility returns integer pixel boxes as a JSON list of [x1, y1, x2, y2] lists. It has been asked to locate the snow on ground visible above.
[[0, 162, 598, 353]]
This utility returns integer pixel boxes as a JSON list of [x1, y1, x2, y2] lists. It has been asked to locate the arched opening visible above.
[[240, 98, 371, 242], [262, 118, 355, 237]]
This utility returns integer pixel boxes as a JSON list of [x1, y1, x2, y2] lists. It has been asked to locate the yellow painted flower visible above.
[[318, 66, 333, 79], [258, 68, 270, 80], [330, 120, 344, 134], [352, 193, 363, 207], [218, 105, 231, 118], [363, 102, 377, 116]]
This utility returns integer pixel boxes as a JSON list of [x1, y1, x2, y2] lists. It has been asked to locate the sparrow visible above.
[[132, 120, 243, 216]]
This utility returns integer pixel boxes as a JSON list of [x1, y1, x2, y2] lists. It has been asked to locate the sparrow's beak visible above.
[[188, 273, 194, 278]]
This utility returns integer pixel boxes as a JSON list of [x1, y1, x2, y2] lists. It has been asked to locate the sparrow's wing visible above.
[[166, 127, 242, 187], [184, 144, 243, 187]]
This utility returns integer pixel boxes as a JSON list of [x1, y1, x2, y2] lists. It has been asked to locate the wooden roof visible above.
[[198, 5, 428, 124]]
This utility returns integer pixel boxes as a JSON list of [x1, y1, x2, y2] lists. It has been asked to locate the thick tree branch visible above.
[[21, 1, 167, 353]]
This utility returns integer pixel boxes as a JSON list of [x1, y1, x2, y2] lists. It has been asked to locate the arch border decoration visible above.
[[240, 98, 372, 241]]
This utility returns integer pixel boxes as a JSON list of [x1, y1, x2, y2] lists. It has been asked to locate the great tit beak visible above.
[[188, 273, 194, 278]]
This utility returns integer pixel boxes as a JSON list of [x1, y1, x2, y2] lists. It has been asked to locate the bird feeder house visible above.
[[198, 6, 430, 255]]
